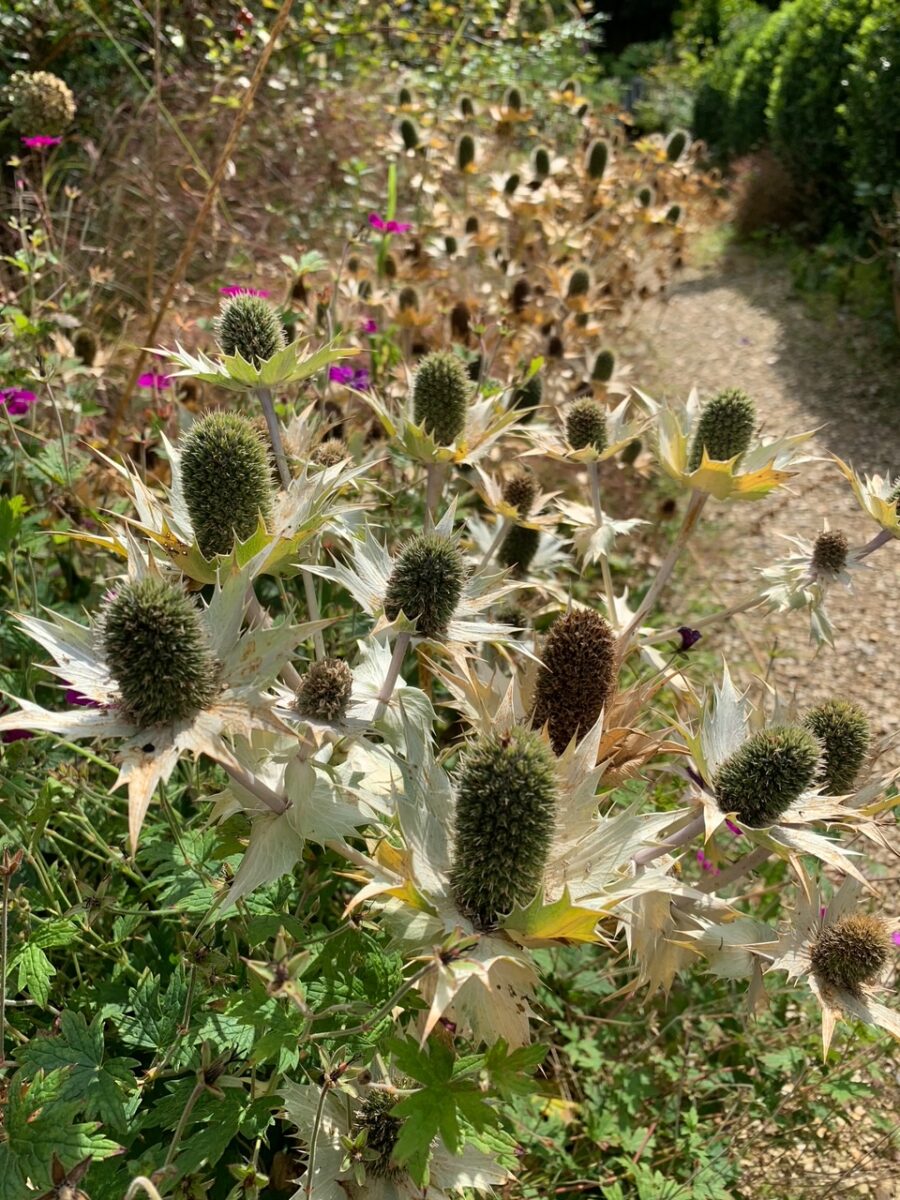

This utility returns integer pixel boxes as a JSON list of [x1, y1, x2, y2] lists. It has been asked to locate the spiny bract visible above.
[[412, 351, 470, 445], [811, 529, 849, 574], [180, 412, 274, 559], [532, 609, 616, 754], [803, 699, 870, 794], [714, 725, 819, 827], [102, 577, 218, 727], [687, 388, 756, 471], [214, 294, 286, 366], [811, 914, 890, 993], [566, 399, 608, 452], [382, 534, 466, 640], [6, 70, 76, 134], [450, 727, 558, 930], [295, 658, 353, 723]]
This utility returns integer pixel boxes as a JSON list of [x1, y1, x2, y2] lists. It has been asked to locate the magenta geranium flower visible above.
[[360, 318, 378, 335], [64, 688, 101, 709], [219, 285, 270, 298], [329, 365, 371, 391], [137, 372, 172, 390], [368, 212, 413, 235], [1, 388, 37, 416], [21, 135, 62, 149]]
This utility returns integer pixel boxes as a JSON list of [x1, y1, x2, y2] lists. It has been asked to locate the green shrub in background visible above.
[[841, 0, 900, 216], [726, 0, 801, 155], [691, 3, 767, 149], [767, 0, 870, 213]]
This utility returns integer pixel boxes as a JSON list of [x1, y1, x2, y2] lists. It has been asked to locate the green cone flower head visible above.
[[102, 577, 218, 727], [180, 412, 273, 558], [397, 85, 412, 107], [460, 95, 475, 118], [498, 525, 540, 576], [567, 268, 591, 298], [511, 372, 541, 422], [621, 438, 643, 465], [532, 609, 616, 754], [585, 139, 608, 180], [444, 235, 458, 255], [398, 285, 419, 312], [214, 294, 286, 366], [311, 438, 347, 467], [73, 328, 97, 366], [591, 350, 615, 383], [450, 728, 557, 929], [714, 725, 819, 827], [457, 133, 476, 171], [383, 533, 466, 640], [687, 388, 756, 471], [803, 699, 870, 794], [533, 147, 551, 179], [412, 351, 470, 445], [295, 658, 353, 723], [399, 118, 419, 150], [502, 466, 537, 517], [352, 1091, 403, 1180], [566, 399, 608, 452], [511, 279, 531, 312], [465, 214, 480, 234], [504, 86, 523, 112], [811, 914, 889, 993], [811, 529, 849, 575], [666, 130, 688, 161], [6, 70, 76, 135], [666, 204, 682, 224], [504, 172, 521, 195]]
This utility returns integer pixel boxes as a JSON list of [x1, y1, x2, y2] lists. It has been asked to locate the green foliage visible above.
[[691, 9, 767, 149], [841, 0, 900, 215], [726, 0, 802, 155]]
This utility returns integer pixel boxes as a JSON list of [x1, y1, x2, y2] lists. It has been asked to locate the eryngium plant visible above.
[[180, 412, 274, 558], [532, 609, 616, 753], [502, 467, 537, 518], [73, 328, 97, 366], [412, 351, 470, 445], [498, 525, 540, 576], [102, 577, 218, 727], [687, 388, 756, 470], [383, 533, 466, 639], [352, 1091, 404, 1180], [214, 294, 286, 366], [811, 529, 849, 574], [567, 268, 591, 298], [566, 399, 608, 452], [457, 133, 476, 171], [450, 728, 557, 929], [804, 699, 870, 794], [714, 725, 819, 827], [295, 658, 353, 723], [511, 373, 541, 422], [591, 350, 615, 383], [811, 914, 890, 993], [6, 70, 76, 134], [586, 138, 608, 179]]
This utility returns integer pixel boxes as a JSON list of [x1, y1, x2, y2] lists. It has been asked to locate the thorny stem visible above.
[[620, 491, 708, 646], [305, 1076, 331, 1200], [257, 386, 291, 489], [372, 632, 410, 724], [221, 759, 288, 815], [633, 813, 706, 868], [480, 517, 510, 569]]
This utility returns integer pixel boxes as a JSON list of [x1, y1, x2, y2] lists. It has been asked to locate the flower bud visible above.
[[214, 294, 286, 366], [460, 96, 475, 118], [666, 204, 682, 224], [504, 86, 523, 112], [412, 351, 470, 445], [511, 279, 531, 312], [532, 609, 616, 753], [383, 534, 466, 640], [449, 301, 471, 342], [180, 412, 273, 558], [621, 438, 642, 465], [803, 699, 870, 794], [591, 350, 615, 383], [687, 388, 756, 471], [566, 399, 607, 452], [295, 658, 353, 723], [451, 728, 557, 929], [637, 185, 654, 208], [312, 438, 347, 468], [504, 172, 520, 196], [102, 577, 218, 727], [398, 285, 419, 312], [811, 914, 889, 993], [444, 235, 458, 255], [465, 214, 480, 234], [714, 725, 819, 827], [397, 85, 412, 107]]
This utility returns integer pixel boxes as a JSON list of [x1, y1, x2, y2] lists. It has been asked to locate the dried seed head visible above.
[[465, 214, 480, 234], [399, 118, 419, 150], [637, 185, 654, 207], [591, 350, 615, 383], [449, 300, 471, 342], [811, 529, 849, 575], [214, 294, 286, 366], [566, 398, 607, 452], [457, 133, 476, 171], [511, 372, 541, 423], [502, 466, 538, 517], [586, 138, 608, 180], [567, 268, 591, 298], [714, 725, 819, 827], [412, 351, 470, 445], [532, 609, 616, 754], [383, 534, 466, 640], [803, 699, 870, 794], [504, 172, 521, 195], [102, 577, 218, 727], [504, 86, 523, 112], [450, 728, 557, 929], [511, 278, 531, 312], [398, 285, 419, 312], [811, 914, 890, 993], [666, 129, 688, 161], [498, 524, 540, 577], [311, 438, 347, 468], [73, 328, 97, 366], [180, 412, 274, 558], [295, 658, 353, 723], [6, 70, 76, 134], [533, 147, 551, 179], [353, 1091, 403, 1180], [687, 388, 756, 471]]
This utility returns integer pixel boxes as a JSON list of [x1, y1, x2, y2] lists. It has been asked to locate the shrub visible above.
[[726, 0, 802, 156], [731, 148, 803, 236], [691, 8, 767, 149], [841, 0, 900, 217]]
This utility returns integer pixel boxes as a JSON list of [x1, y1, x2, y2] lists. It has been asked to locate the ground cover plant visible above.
[[1, 5, 899, 1198]]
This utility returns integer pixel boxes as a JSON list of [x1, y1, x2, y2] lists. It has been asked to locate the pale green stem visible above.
[[221, 760, 288, 815], [302, 569, 327, 661], [163, 1080, 205, 1169], [256, 386, 291, 488], [697, 845, 771, 893], [425, 463, 445, 518], [587, 461, 618, 626], [372, 632, 410, 724], [305, 1080, 331, 1200], [638, 594, 763, 647], [480, 517, 510, 569], [125, 1180, 165, 1200], [632, 813, 706, 868]]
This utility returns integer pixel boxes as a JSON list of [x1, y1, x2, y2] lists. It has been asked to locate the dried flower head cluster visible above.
[[532, 609, 616, 753], [5, 70, 76, 134]]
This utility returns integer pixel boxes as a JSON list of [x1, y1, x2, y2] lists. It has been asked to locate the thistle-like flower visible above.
[[497, 525, 541, 576], [713, 725, 819, 828], [5, 70, 76, 134], [566, 399, 608, 452], [311, 437, 347, 467], [295, 658, 354, 723], [412, 351, 471, 445], [687, 389, 755, 472], [383, 533, 466, 640], [585, 138, 608, 180], [566, 268, 591, 299], [803, 699, 870, 794], [532, 608, 616, 754], [833, 458, 900, 540], [73, 328, 97, 367], [759, 525, 864, 646], [591, 350, 615, 384], [180, 412, 274, 559], [528, 393, 647, 466], [501, 466, 537, 518], [214, 293, 286, 366], [457, 132, 476, 171]]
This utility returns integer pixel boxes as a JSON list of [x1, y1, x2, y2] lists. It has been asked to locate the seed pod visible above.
[[547, 334, 564, 358], [102, 577, 218, 727], [502, 466, 537, 517], [591, 350, 615, 383], [449, 301, 471, 342], [399, 118, 419, 150], [714, 725, 819, 827], [637, 185, 654, 208], [412, 351, 470, 445], [811, 530, 849, 575], [510, 278, 531, 312], [533, 147, 551, 179], [450, 728, 558, 929], [457, 133, 476, 171], [73, 328, 97, 366], [575, 102, 589, 119], [665, 129, 689, 161], [295, 658, 353, 723], [804, 699, 870, 794], [811, 914, 890, 993], [504, 172, 520, 196], [532, 609, 616, 754], [383, 533, 466, 640], [498, 524, 540, 576], [687, 388, 756, 471], [214, 294, 286, 366], [566, 399, 607, 452], [585, 139, 608, 180], [567, 268, 591, 299]]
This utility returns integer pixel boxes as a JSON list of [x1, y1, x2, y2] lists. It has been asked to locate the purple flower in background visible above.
[[696, 849, 719, 875], [368, 212, 412, 235], [329, 364, 371, 391], [1, 388, 37, 416], [0, 703, 34, 744], [21, 135, 62, 149], [360, 318, 378, 335], [137, 372, 172, 390], [65, 688, 100, 709], [724, 819, 744, 837], [893, 931, 900, 947], [220, 285, 270, 298], [676, 626, 702, 652]]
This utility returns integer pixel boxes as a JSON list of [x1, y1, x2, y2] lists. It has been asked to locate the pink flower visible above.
[[368, 212, 413, 235], [1, 388, 37, 416], [696, 849, 719, 875], [892, 931, 900, 947], [360, 318, 378, 335], [329, 365, 371, 391], [724, 819, 744, 838], [137, 372, 172, 390], [21, 135, 62, 149], [220, 285, 270, 298], [64, 688, 100, 709]]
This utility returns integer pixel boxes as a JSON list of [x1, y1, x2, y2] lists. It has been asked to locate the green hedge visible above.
[[841, 0, 900, 211], [726, 0, 801, 155], [691, 5, 767, 146]]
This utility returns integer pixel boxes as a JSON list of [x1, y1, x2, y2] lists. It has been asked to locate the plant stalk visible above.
[[372, 632, 410, 724]]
